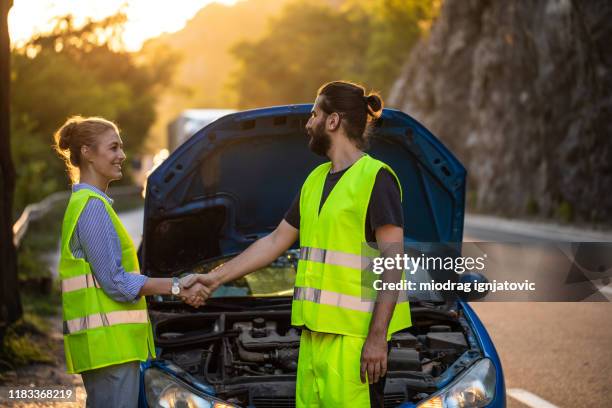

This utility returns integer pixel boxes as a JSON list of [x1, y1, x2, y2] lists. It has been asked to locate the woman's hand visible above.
[[180, 281, 209, 308], [180, 271, 221, 305]]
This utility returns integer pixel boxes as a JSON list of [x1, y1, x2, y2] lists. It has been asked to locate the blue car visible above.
[[139, 105, 506, 408]]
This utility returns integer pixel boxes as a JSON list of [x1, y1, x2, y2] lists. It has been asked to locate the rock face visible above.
[[389, 0, 611, 224]]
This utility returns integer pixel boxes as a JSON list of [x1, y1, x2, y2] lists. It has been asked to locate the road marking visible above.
[[507, 388, 560, 408], [600, 286, 612, 295]]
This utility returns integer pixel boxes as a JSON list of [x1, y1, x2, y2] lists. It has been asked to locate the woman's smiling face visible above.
[[86, 129, 127, 182]]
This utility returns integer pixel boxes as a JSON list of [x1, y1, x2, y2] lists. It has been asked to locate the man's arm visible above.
[[186, 220, 299, 293], [360, 223, 404, 384]]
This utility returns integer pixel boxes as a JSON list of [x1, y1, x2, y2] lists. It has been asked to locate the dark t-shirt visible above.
[[284, 166, 404, 242]]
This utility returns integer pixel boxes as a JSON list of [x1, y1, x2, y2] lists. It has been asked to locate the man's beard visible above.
[[308, 122, 331, 157]]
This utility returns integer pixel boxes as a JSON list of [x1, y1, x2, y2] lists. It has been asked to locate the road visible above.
[[465, 215, 612, 408]]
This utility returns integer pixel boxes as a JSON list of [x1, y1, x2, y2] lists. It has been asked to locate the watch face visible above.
[[172, 285, 180, 295]]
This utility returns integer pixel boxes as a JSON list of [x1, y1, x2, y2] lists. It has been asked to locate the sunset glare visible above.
[[8, 0, 239, 51]]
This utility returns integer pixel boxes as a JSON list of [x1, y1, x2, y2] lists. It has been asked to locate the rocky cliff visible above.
[[389, 0, 611, 225]]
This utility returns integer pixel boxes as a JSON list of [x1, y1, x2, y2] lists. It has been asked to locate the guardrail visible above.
[[12, 185, 141, 247]]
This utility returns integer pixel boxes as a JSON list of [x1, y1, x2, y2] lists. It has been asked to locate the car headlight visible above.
[[417, 358, 496, 408], [144, 368, 236, 408]]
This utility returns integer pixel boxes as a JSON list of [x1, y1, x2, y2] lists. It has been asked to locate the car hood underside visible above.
[[142, 105, 466, 277]]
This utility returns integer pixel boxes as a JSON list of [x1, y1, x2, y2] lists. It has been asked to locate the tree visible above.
[[230, 1, 370, 108], [10, 13, 177, 213], [229, 0, 440, 107], [0, 0, 21, 342]]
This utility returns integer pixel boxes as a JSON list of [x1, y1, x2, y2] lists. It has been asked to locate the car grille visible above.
[[252, 393, 406, 408]]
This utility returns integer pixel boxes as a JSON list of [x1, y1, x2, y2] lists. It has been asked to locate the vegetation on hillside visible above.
[[231, 0, 439, 108]]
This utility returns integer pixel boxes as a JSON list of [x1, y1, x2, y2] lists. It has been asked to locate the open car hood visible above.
[[142, 105, 466, 277]]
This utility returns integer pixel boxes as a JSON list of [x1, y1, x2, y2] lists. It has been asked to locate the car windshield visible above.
[[189, 249, 299, 297]]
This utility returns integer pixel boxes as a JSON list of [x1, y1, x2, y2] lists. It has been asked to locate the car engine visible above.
[[150, 304, 480, 408]]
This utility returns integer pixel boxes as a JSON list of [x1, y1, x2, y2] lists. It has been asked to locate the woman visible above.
[[53, 116, 207, 408]]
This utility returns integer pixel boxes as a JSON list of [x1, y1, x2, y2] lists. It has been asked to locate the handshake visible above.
[[177, 270, 221, 308]]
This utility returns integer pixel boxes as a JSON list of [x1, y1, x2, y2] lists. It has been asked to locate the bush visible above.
[[0, 315, 55, 370]]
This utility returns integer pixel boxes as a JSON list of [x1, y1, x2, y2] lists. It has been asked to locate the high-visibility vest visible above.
[[59, 188, 155, 374], [291, 154, 412, 338]]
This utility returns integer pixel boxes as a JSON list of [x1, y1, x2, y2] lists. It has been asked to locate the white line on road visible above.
[[600, 286, 612, 295], [507, 388, 560, 408]]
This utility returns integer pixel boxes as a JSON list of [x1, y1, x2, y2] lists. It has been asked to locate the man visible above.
[[184, 81, 411, 407]]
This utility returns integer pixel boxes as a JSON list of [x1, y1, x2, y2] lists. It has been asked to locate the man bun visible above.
[[365, 93, 383, 119], [317, 81, 386, 150]]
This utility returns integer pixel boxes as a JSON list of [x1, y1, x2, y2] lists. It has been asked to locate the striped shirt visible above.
[[69, 183, 148, 303]]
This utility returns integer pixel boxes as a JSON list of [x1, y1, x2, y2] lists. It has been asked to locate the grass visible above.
[[0, 313, 56, 372], [555, 200, 574, 223]]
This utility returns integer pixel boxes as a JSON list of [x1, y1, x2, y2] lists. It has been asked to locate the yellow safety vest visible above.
[[59, 188, 155, 374], [291, 154, 412, 338]]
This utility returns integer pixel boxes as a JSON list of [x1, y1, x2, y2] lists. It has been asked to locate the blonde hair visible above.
[[53, 116, 119, 183]]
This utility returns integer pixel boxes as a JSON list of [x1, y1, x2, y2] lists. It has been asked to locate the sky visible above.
[[8, 0, 239, 51]]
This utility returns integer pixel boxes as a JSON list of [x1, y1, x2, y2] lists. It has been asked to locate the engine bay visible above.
[[150, 303, 481, 407]]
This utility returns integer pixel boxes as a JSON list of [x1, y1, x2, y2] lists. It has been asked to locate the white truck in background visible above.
[[167, 109, 235, 152]]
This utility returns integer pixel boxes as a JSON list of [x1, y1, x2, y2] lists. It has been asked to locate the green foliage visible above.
[[10, 13, 176, 216], [231, 1, 370, 108], [361, 0, 440, 92], [526, 196, 540, 215], [230, 0, 439, 108], [555, 201, 574, 223], [0, 314, 55, 368]]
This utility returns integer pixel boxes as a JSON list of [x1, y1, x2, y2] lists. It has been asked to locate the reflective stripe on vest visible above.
[[61, 273, 100, 293], [293, 286, 409, 313], [63, 309, 150, 335], [299, 246, 372, 270], [61, 271, 137, 293]]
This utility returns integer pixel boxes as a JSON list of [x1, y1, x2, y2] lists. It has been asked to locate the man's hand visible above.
[[360, 332, 388, 384], [180, 271, 221, 305], [182, 269, 222, 290]]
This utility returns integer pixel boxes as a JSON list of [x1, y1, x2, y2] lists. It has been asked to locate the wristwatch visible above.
[[171, 277, 181, 296]]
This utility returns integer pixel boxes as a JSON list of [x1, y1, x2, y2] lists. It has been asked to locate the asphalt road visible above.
[[470, 302, 612, 408], [465, 216, 612, 408]]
